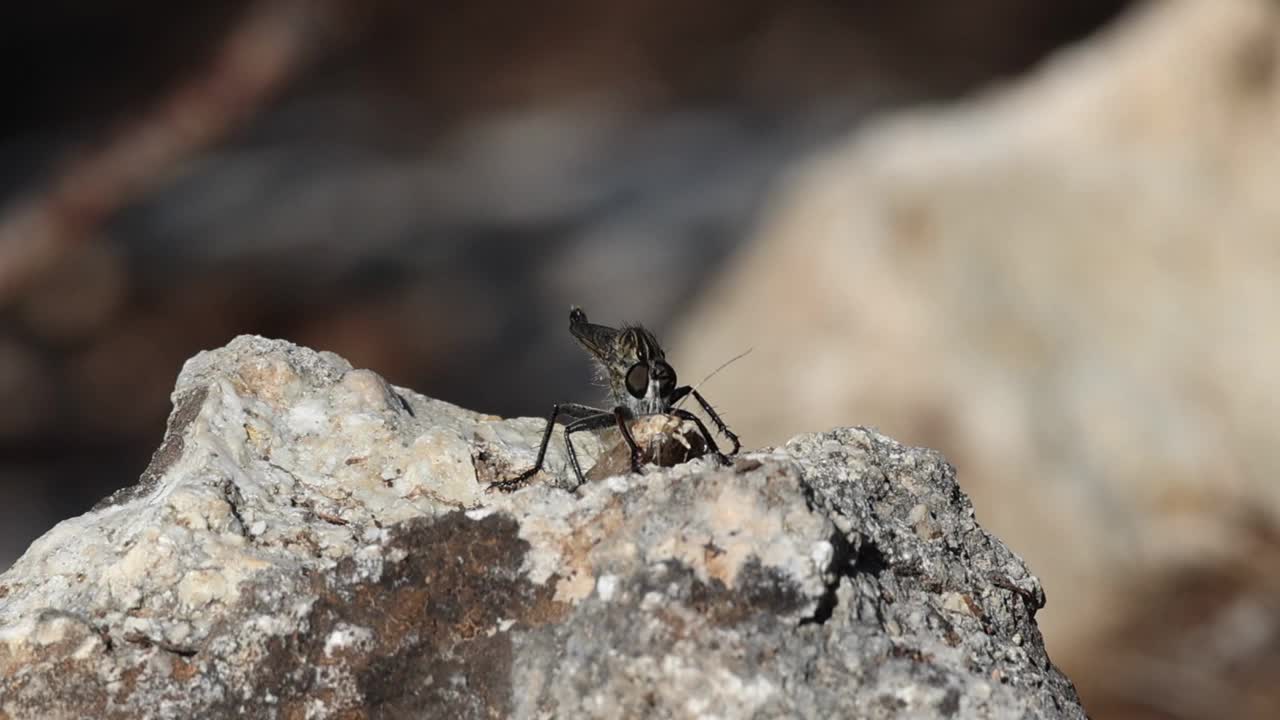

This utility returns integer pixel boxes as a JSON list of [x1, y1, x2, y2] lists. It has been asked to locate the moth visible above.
[[489, 307, 740, 492]]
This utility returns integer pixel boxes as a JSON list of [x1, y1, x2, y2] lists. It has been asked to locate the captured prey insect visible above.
[[488, 307, 741, 492]]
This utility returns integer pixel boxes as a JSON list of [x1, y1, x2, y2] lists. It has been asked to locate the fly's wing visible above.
[[569, 307, 619, 361]]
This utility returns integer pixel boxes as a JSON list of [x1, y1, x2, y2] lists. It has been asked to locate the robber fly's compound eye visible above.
[[652, 361, 677, 397], [625, 363, 649, 398]]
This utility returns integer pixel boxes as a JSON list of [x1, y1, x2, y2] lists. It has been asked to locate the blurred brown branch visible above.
[[0, 0, 334, 308]]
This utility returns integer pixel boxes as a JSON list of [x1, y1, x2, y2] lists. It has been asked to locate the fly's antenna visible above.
[[675, 347, 753, 408]]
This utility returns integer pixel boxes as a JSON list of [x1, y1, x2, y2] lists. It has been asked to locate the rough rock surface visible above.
[[670, 2, 1280, 716], [0, 336, 1083, 719]]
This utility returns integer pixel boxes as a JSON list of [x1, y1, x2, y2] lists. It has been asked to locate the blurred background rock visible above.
[[7, 1, 1278, 718]]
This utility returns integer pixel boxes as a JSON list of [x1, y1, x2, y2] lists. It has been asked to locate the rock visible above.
[[0, 336, 1083, 719], [669, 1, 1280, 715]]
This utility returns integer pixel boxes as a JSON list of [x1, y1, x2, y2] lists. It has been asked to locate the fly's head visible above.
[[569, 307, 677, 415]]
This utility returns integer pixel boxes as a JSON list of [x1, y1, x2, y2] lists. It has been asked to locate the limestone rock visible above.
[[0, 336, 1082, 719]]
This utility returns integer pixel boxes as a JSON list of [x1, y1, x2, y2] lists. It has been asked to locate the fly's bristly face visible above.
[[569, 307, 678, 415]]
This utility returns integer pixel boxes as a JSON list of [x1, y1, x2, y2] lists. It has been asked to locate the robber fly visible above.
[[488, 307, 741, 492]]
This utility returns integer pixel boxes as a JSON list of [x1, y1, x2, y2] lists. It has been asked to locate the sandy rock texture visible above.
[[670, 1, 1280, 717], [0, 336, 1082, 719]]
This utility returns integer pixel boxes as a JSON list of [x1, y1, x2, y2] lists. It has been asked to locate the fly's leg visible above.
[[612, 406, 644, 472], [563, 412, 623, 490], [487, 403, 603, 493], [669, 386, 741, 456], [670, 408, 730, 466]]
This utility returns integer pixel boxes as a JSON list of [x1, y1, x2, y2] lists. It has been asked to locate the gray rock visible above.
[[0, 336, 1083, 719]]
